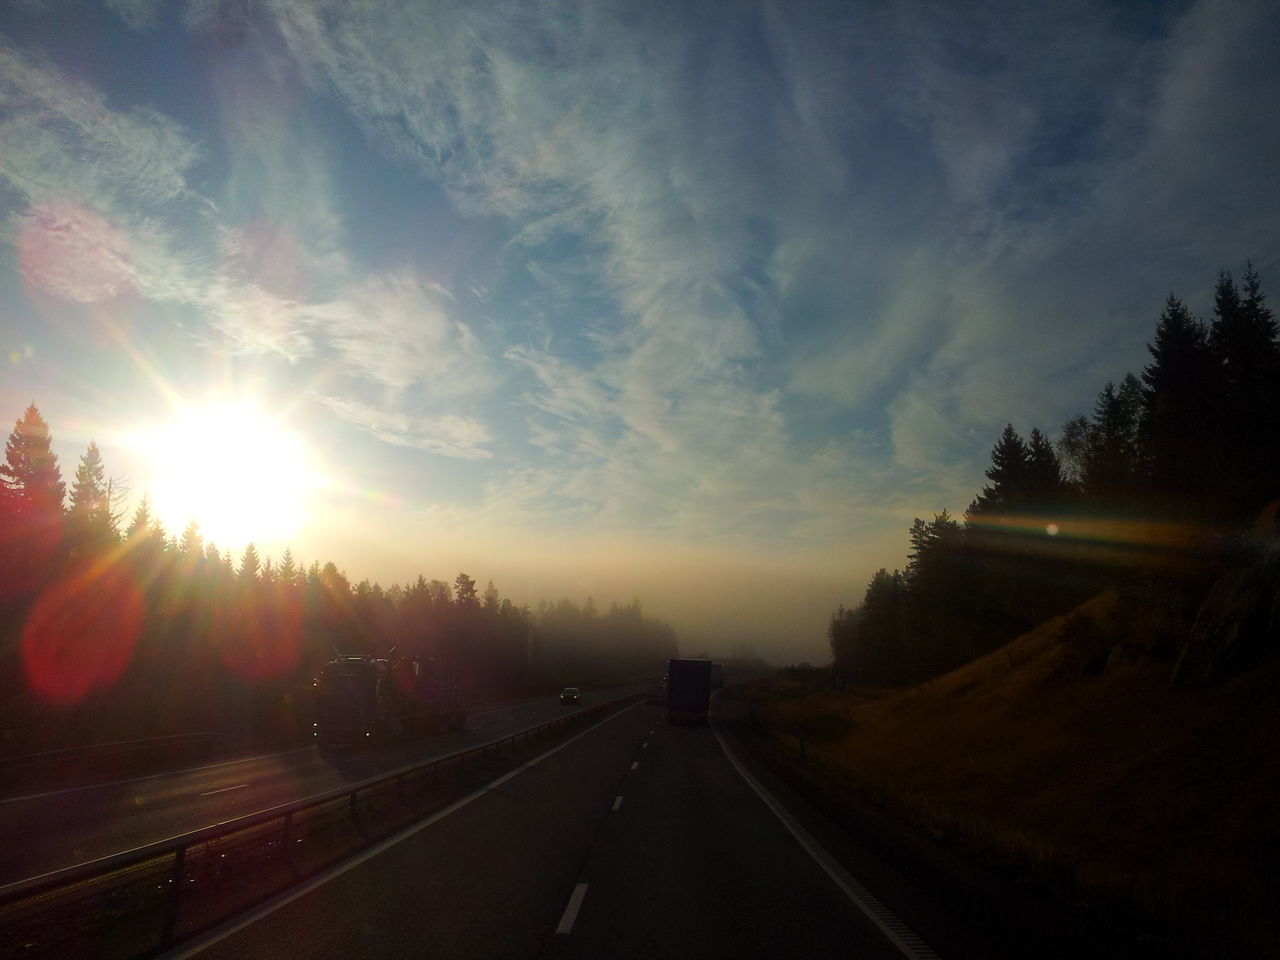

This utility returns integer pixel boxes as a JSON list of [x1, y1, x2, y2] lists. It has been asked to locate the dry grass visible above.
[[744, 598, 1280, 957]]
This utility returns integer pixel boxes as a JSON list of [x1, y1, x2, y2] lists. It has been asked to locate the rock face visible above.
[[1174, 539, 1280, 685]]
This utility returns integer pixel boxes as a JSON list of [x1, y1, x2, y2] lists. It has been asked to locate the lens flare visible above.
[[22, 561, 145, 706]]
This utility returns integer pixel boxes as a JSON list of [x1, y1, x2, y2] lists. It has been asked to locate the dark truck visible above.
[[314, 656, 467, 747], [665, 658, 712, 724]]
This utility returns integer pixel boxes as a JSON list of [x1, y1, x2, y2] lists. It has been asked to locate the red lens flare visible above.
[[18, 202, 139, 304], [220, 590, 303, 682], [21, 563, 145, 706]]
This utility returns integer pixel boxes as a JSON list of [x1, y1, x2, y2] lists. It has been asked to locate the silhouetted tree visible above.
[[1, 404, 65, 516], [969, 424, 1028, 518], [239, 543, 260, 582], [454, 572, 478, 607], [1208, 264, 1280, 517], [1081, 375, 1142, 511], [180, 519, 203, 557], [277, 547, 300, 587], [67, 442, 120, 553], [0, 404, 66, 598], [1139, 294, 1218, 519]]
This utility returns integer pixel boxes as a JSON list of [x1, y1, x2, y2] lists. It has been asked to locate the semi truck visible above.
[[314, 656, 467, 747], [665, 658, 712, 724]]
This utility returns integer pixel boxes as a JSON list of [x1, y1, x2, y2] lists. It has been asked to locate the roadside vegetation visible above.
[[738, 607, 1279, 958], [742, 265, 1280, 958]]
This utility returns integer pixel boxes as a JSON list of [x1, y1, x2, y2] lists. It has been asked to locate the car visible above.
[[560, 687, 580, 704]]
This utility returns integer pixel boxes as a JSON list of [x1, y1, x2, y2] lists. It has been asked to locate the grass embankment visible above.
[[741, 595, 1280, 958]]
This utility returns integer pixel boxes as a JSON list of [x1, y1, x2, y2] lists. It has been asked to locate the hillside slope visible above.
[[746, 595, 1280, 958]]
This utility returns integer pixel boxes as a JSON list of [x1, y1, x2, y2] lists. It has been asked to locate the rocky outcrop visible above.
[[1173, 537, 1280, 685]]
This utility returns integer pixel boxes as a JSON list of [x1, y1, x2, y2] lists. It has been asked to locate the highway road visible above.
[[164, 692, 1165, 960], [0, 686, 636, 887]]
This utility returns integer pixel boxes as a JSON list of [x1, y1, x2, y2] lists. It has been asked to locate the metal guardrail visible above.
[[0, 693, 644, 959]]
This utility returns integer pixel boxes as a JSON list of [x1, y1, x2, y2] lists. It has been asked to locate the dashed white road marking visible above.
[[612, 795, 623, 811], [642, 742, 648, 749], [163, 703, 642, 959], [197, 784, 249, 797], [630, 761, 639, 770], [556, 883, 589, 934]]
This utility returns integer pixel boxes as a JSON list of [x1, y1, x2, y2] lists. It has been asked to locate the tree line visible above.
[[0, 412, 676, 751], [830, 262, 1279, 686]]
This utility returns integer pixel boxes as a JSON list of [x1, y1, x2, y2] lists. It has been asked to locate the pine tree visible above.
[[1207, 264, 1280, 517], [239, 542, 260, 581], [126, 494, 157, 539], [1082, 376, 1142, 511], [969, 424, 1028, 518], [67, 441, 120, 551], [278, 547, 299, 586], [1024, 428, 1065, 513], [454, 572, 478, 607], [180, 519, 203, 556], [1139, 294, 1217, 518], [1, 404, 65, 516]]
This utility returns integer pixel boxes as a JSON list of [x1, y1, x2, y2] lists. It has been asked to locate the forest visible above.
[[829, 263, 1280, 686], [0, 424, 677, 753]]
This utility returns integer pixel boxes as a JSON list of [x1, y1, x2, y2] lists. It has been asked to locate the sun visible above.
[[145, 400, 321, 551]]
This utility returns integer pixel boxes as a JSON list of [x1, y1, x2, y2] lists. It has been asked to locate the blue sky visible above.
[[1, 0, 1277, 661]]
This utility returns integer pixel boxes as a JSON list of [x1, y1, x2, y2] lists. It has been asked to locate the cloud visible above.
[[16, 202, 140, 302], [317, 395, 493, 460], [107, 0, 166, 30], [0, 41, 199, 208], [311, 268, 492, 395]]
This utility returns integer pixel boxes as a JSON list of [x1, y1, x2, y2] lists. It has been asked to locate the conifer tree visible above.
[[1139, 294, 1217, 517], [180, 519, 203, 556], [1024, 428, 1065, 512], [969, 424, 1028, 518], [1082, 375, 1142, 511], [1207, 264, 1280, 517], [278, 547, 299, 586], [1, 404, 65, 516], [239, 543, 260, 582], [67, 442, 120, 550]]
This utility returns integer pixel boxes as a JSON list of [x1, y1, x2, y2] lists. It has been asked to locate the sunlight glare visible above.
[[146, 401, 320, 550]]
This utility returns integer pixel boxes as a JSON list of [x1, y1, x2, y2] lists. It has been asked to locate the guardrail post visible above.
[[160, 844, 186, 949], [281, 811, 292, 851], [350, 788, 359, 817]]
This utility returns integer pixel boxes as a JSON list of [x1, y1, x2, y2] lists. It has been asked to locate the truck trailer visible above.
[[314, 656, 467, 747], [665, 658, 712, 724]]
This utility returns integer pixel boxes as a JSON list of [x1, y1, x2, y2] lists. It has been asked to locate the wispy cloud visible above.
[[318, 395, 493, 460], [311, 268, 492, 395]]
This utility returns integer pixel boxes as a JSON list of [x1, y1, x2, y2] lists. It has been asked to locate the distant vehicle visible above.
[[645, 679, 667, 704], [710, 662, 724, 689], [560, 687, 580, 704], [314, 656, 467, 748], [666, 658, 712, 724]]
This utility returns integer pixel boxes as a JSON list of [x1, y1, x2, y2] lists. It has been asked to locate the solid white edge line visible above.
[[162, 702, 642, 959], [555, 883, 589, 934], [710, 719, 941, 960]]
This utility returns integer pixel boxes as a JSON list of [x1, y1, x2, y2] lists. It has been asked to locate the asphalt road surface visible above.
[[163, 690, 1167, 960], [178, 698, 934, 960], [0, 687, 636, 886]]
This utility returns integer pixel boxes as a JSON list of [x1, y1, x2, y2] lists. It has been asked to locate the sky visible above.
[[0, 0, 1277, 663]]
